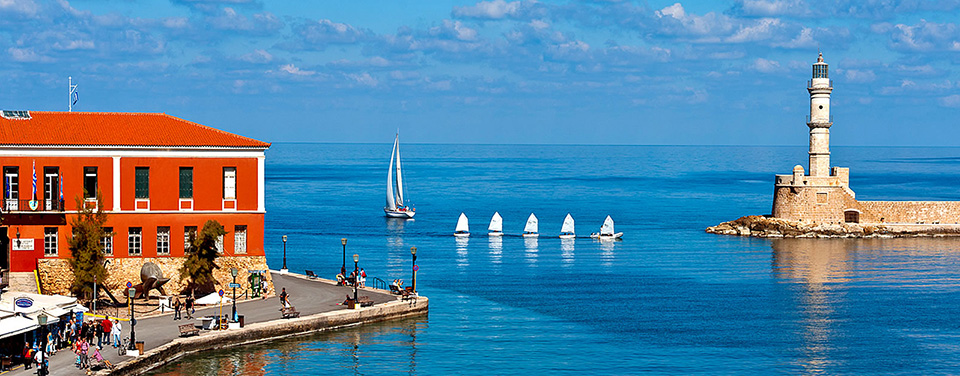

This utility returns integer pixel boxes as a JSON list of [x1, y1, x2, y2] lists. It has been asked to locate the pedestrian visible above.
[[111, 319, 121, 348], [79, 338, 89, 369], [360, 268, 366, 288], [34, 348, 46, 376], [173, 295, 182, 320], [94, 319, 103, 348], [279, 287, 288, 308], [21, 342, 31, 370], [100, 317, 112, 349], [185, 295, 195, 319]]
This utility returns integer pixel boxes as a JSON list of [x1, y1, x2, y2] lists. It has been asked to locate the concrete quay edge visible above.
[[100, 296, 429, 375]]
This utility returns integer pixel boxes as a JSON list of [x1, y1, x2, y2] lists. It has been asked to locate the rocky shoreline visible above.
[[706, 215, 960, 238]]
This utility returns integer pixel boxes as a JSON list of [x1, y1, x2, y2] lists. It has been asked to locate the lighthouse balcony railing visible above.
[[3, 198, 66, 213], [808, 79, 833, 89], [806, 115, 834, 123]]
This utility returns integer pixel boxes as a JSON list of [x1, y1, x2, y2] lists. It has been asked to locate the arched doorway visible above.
[[844, 210, 860, 224]]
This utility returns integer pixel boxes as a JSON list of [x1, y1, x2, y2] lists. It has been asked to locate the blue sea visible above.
[[151, 144, 960, 375]]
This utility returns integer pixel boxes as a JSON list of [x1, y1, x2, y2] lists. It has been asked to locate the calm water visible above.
[[151, 144, 960, 375]]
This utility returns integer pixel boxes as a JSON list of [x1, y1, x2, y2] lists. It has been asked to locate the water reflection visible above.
[[456, 236, 469, 268], [488, 236, 503, 265], [524, 237, 538, 265], [560, 238, 574, 266], [148, 318, 426, 376], [598, 239, 615, 267]]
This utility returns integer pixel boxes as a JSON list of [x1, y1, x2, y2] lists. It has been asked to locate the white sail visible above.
[[560, 213, 575, 234], [395, 134, 404, 206], [600, 215, 615, 235], [456, 213, 470, 233], [488, 212, 503, 232], [385, 136, 398, 211], [524, 213, 539, 233]]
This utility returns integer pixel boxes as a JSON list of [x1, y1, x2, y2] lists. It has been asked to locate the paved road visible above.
[[4, 272, 396, 376]]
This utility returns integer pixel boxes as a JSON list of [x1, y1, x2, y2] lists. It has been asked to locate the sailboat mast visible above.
[[395, 134, 404, 206]]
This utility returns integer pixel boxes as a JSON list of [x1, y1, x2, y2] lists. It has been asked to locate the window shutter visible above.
[[179, 167, 193, 199], [135, 167, 150, 199]]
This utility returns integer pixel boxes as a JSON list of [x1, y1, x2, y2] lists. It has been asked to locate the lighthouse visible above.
[[807, 52, 832, 177]]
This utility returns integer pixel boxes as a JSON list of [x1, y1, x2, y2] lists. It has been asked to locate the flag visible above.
[[59, 174, 63, 202], [72, 90, 79, 106], [31, 160, 36, 200]]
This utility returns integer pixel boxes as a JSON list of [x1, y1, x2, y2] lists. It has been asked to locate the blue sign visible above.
[[229, 283, 241, 288], [126, 282, 133, 288], [14, 297, 33, 309], [218, 289, 225, 297]]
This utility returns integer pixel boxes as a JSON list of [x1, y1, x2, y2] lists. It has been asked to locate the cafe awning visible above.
[[0, 316, 39, 340]]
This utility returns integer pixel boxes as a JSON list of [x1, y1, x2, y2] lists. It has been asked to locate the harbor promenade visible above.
[[2, 272, 426, 376]]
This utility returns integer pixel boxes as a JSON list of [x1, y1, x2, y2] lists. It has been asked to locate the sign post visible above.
[[127, 285, 137, 352]]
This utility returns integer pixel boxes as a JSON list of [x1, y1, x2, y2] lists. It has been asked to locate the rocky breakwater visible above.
[[706, 215, 960, 238]]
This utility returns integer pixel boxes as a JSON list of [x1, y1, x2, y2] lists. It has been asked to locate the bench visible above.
[[179, 323, 200, 337], [389, 285, 402, 294], [357, 296, 375, 307], [305, 270, 317, 279], [280, 306, 300, 319]]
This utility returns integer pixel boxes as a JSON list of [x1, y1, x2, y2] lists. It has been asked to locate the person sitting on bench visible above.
[[338, 295, 354, 306]]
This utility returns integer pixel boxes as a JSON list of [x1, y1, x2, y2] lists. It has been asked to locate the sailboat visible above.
[[384, 133, 416, 218], [455, 212, 470, 237], [559, 213, 575, 239], [522, 213, 539, 238], [488, 212, 503, 237], [590, 215, 623, 240]]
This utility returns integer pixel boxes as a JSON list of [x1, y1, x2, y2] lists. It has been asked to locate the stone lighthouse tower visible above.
[[807, 52, 832, 177]]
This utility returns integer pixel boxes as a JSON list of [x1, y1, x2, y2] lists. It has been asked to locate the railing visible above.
[[807, 79, 833, 89], [370, 277, 388, 291], [3, 198, 65, 212], [806, 115, 834, 123]]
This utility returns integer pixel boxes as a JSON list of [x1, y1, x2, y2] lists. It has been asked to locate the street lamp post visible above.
[[231, 268, 238, 321], [353, 254, 359, 305], [281, 235, 288, 273], [341, 238, 347, 276], [128, 287, 137, 351], [38, 313, 47, 375], [410, 246, 417, 293]]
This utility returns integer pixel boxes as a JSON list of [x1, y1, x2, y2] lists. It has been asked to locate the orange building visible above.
[[0, 110, 271, 295]]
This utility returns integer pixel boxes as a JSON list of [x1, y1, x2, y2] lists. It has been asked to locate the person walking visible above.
[[100, 317, 112, 349], [359, 268, 366, 288], [111, 319, 121, 348], [173, 296, 182, 320], [21, 342, 31, 370], [185, 295, 195, 319], [279, 288, 288, 308]]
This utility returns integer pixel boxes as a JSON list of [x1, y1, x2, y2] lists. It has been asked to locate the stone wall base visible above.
[[37, 256, 275, 299]]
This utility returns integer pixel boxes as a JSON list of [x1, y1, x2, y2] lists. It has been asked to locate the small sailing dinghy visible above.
[[488, 212, 503, 237], [522, 213, 539, 238], [559, 213, 575, 239], [590, 215, 623, 240], [455, 213, 470, 237], [384, 133, 415, 218]]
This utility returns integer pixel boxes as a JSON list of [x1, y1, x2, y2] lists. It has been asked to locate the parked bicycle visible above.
[[117, 337, 130, 356]]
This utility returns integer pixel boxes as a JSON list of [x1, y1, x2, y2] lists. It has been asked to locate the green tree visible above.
[[180, 220, 226, 292], [67, 191, 109, 299]]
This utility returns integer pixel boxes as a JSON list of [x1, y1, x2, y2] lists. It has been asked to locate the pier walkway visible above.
[[3, 272, 403, 376]]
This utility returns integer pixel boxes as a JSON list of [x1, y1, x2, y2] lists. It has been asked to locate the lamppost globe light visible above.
[[231, 267, 238, 277], [353, 254, 359, 263], [410, 246, 417, 255], [341, 238, 347, 246], [282, 235, 287, 243]]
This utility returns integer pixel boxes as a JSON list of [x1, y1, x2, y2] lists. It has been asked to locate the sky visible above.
[[1, 0, 960, 146]]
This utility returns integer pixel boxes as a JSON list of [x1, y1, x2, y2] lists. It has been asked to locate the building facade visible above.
[[772, 54, 960, 225], [0, 110, 273, 296]]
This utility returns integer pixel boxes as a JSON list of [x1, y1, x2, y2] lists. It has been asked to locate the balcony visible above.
[[807, 79, 833, 89], [3, 198, 65, 213]]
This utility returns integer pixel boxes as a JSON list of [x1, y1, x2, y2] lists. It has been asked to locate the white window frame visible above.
[[44, 227, 57, 256], [101, 227, 113, 256], [223, 167, 237, 199], [128, 227, 142, 256], [234, 225, 247, 254], [157, 226, 170, 255], [184, 226, 197, 252], [216, 234, 224, 254]]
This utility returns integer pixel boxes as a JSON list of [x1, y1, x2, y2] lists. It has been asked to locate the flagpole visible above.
[[68, 77, 72, 112]]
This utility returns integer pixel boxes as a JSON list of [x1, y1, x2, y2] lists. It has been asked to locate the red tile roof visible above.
[[0, 111, 270, 148]]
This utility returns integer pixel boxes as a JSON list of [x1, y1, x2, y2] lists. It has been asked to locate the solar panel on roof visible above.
[[1, 110, 31, 119]]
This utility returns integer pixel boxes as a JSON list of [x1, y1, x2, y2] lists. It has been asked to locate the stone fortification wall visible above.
[[37, 256, 275, 298], [772, 185, 859, 224], [858, 201, 960, 224]]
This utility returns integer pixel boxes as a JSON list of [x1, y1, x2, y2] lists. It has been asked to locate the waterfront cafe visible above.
[[0, 293, 87, 358]]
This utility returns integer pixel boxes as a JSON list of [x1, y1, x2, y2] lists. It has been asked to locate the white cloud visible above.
[[239, 49, 273, 64], [939, 94, 960, 108], [7, 47, 50, 62], [844, 69, 876, 83], [349, 72, 379, 87], [279, 64, 315, 76], [452, 0, 523, 19], [726, 18, 783, 43], [0, 0, 40, 17], [752, 57, 782, 73]]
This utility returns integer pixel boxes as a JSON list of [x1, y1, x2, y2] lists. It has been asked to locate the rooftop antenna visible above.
[[68, 77, 79, 112]]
